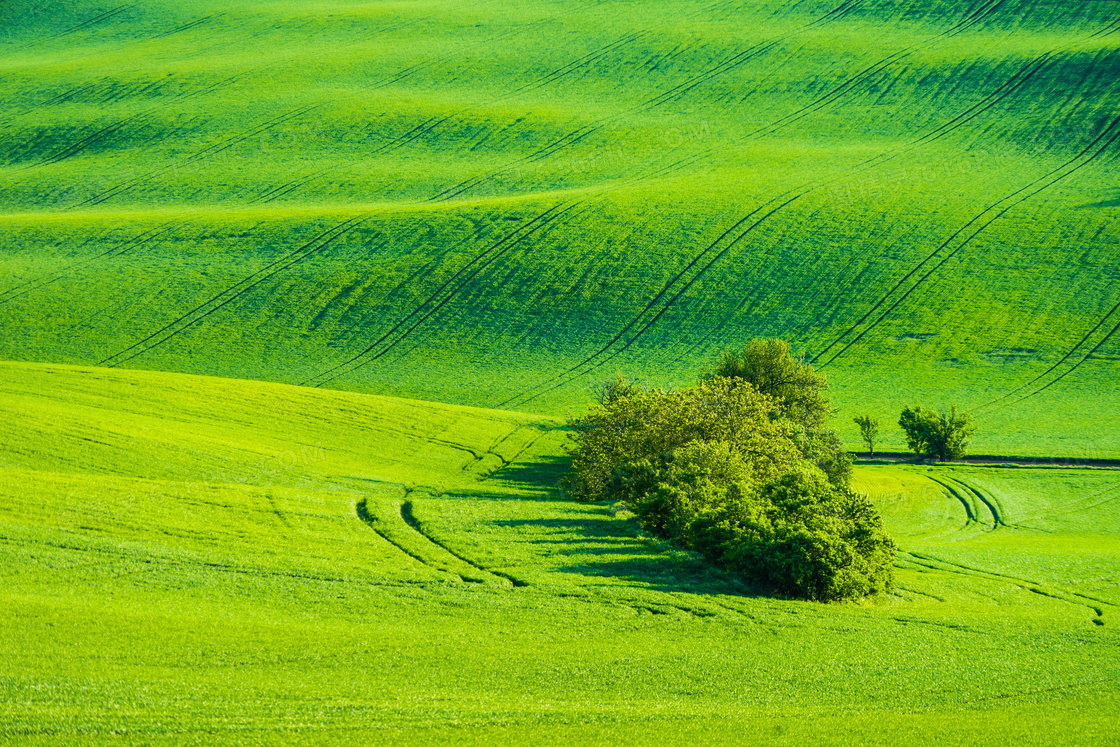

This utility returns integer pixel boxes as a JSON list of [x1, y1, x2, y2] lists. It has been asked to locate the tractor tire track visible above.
[[487, 12, 1088, 401], [7, 5, 135, 53], [742, 0, 1010, 141], [946, 476, 1005, 529], [903, 550, 1116, 613], [303, 203, 581, 387], [0, 221, 178, 306], [811, 110, 1120, 369], [1010, 313, 1120, 404], [978, 294, 1120, 411], [411, 30, 645, 148], [245, 20, 635, 202], [1088, 14, 1120, 39], [54, 5, 134, 38], [26, 65, 271, 167], [400, 499, 528, 587], [98, 216, 366, 367], [38, 83, 98, 107], [30, 113, 148, 168], [75, 104, 320, 207], [1013, 481, 1120, 526], [152, 13, 225, 39], [665, 51, 1061, 362], [636, 0, 867, 113], [311, 153, 704, 389], [927, 475, 982, 526], [496, 193, 804, 408], [508, 31, 649, 98], [430, 0, 861, 202], [355, 498, 459, 578]]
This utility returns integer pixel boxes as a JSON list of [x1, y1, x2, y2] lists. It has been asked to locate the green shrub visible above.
[[625, 454, 895, 602], [561, 376, 800, 503], [564, 344, 896, 603], [898, 405, 976, 461]]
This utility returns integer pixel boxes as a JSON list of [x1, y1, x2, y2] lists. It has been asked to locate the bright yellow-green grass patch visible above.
[[1, 364, 1118, 743]]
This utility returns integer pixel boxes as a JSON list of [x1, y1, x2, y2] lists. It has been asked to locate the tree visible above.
[[898, 405, 975, 461], [562, 376, 801, 503], [704, 338, 850, 485], [853, 415, 879, 456], [705, 338, 830, 428]]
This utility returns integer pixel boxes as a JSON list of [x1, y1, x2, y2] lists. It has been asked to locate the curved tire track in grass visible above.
[[75, 104, 321, 207], [497, 34, 1080, 405], [741, 0, 1011, 141], [947, 476, 1006, 529], [496, 193, 805, 408], [902, 550, 1115, 619], [246, 15, 640, 203], [665, 51, 1064, 362], [977, 294, 1120, 412], [0, 221, 177, 306], [354, 497, 478, 582], [1088, 14, 1120, 39], [401, 498, 528, 587], [926, 475, 983, 527], [429, 0, 863, 201]]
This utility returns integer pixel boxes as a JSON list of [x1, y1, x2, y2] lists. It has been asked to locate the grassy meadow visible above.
[[1, 363, 1118, 744], [1, 0, 1119, 742], [1, 0, 1118, 451]]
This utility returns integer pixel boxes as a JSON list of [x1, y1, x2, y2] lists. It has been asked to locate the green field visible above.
[[2, 363, 1118, 744], [2, 0, 1119, 452], [2, 0, 1119, 742]]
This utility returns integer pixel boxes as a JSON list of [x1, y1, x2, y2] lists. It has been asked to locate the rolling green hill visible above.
[[2, 363, 1118, 744], [2, 1, 1119, 742], [1, 0, 1118, 454]]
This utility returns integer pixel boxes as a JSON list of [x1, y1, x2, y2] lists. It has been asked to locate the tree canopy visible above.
[[705, 338, 831, 428]]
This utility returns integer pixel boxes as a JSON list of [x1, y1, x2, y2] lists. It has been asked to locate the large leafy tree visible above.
[[706, 338, 830, 427], [562, 377, 801, 503]]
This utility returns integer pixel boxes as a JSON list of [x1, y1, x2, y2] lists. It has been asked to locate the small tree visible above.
[[853, 415, 879, 456], [898, 405, 975, 461]]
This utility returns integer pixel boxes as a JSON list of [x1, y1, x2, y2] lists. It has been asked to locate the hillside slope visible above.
[[1, 363, 1119, 743], [1, 0, 1118, 453]]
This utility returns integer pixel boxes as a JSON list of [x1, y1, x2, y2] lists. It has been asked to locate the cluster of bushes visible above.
[[855, 406, 976, 461], [563, 340, 896, 603]]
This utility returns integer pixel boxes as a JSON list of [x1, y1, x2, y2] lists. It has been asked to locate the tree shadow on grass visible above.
[[471, 490, 762, 598], [487, 453, 571, 498], [453, 451, 765, 597]]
